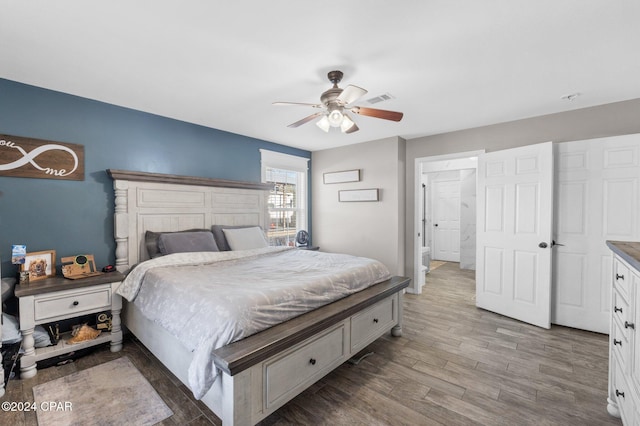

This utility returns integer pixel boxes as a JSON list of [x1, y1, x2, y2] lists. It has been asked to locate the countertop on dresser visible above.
[[607, 240, 640, 271]]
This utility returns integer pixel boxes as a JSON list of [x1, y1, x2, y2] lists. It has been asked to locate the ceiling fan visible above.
[[273, 70, 403, 134]]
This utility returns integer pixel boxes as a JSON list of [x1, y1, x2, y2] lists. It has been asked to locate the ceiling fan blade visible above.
[[336, 85, 368, 105], [287, 112, 324, 128], [351, 106, 403, 122], [273, 102, 323, 108]]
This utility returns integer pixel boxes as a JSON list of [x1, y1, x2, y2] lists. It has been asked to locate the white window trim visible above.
[[260, 149, 309, 176], [260, 149, 310, 237]]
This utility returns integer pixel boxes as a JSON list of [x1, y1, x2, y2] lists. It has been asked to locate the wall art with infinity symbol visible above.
[[0, 133, 84, 180]]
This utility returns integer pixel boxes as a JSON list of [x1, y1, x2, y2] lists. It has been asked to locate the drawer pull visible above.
[[72, 301, 79, 306], [614, 339, 622, 346], [625, 321, 635, 330], [616, 390, 625, 398], [615, 306, 623, 313], [616, 273, 625, 281], [309, 358, 317, 366], [373, 318, 379, 323]]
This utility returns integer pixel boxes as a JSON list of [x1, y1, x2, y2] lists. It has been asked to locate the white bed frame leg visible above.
[[221, 369, 252, 426], [110, 289, 123, 352], [391, 291, 404, 337]]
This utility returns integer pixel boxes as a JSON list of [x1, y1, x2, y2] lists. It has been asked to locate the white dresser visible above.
[[607, 240, 640, 424]]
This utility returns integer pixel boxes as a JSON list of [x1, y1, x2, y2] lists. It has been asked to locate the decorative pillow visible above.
[[1, 277, 16, 302], [157, 231, 219, 255], [222, 227, 269, 250], [145, 229, 212, 258], [2, 313, 21, 344], [34, 325, 53, 348], [212, 225, 261, 251]]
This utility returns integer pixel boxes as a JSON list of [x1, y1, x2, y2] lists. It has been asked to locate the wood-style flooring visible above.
[[3, 262, 621, 425]]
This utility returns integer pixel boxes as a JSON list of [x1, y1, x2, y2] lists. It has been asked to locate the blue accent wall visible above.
[[0, 78, 311, 277]]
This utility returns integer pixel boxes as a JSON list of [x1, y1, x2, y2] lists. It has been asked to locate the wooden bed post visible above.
[[221, 369, 253, 426], [113, 179, 129, 273]]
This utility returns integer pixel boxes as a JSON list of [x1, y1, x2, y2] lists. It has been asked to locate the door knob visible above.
[[434, 224, 439, 227], [552, 240, 564, 247], [538, 242, 548, 248]]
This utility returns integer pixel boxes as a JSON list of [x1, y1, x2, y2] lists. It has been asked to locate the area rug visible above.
[[32, 356, 173, 426]]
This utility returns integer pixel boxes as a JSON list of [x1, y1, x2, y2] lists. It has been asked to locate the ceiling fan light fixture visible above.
[[340, 114, 355, 133], [328, 108, 344, 127], [316, 115, 330, 132], [276, 70, 403, 133]]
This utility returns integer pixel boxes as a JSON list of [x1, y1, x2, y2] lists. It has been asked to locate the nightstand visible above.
[[14, 272, 124, 378]]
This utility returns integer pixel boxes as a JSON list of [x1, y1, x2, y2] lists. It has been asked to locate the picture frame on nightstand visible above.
[[21, 250, 56, 281]]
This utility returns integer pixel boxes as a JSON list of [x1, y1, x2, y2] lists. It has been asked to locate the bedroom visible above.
[[1, 1, 640, 425]]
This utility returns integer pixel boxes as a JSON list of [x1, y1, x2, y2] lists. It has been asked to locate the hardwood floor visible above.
[[3, 262, 621, 425]]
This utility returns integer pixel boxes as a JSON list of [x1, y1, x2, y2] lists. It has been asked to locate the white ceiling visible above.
[[1, 1, 639, 152]]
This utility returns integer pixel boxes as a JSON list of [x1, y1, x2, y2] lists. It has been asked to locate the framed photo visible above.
[[338, 188, 379, 202], [323, 169, 360, 184], [21, 250, 56, 281]]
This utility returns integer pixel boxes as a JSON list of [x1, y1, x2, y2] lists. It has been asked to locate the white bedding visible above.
[[117, 246, 391, 399]]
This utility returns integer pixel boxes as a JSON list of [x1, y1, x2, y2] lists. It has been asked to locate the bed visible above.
[[107, 169, 410, 425]]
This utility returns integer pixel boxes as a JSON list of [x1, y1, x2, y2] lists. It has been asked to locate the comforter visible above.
[[117, 246, 391, 399]]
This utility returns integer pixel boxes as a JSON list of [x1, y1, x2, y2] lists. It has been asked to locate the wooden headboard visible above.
[[107, 170, 273, 273]]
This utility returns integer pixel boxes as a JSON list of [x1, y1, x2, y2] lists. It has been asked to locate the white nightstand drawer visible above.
[[34, 286, 111, 321]]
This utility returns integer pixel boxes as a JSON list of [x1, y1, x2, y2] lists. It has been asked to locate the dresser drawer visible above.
[[613, 288, 631, 331], [614, 258, 632, 303], [351, 295, 396, 352], [34, 285, 112, 322], [612, 320, 631, 372], [614, 358, 635, 426], [264, 324, 346, 410]]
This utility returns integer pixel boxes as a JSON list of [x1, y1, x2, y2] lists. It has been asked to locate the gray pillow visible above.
[[2, 313, 21, 344], [1, 277, 16, 302], [222, 227, 269, 250], [212, 225, 262, 251], [34, 325, 52, 348], [158, 231, 219, 255], [145, 229, 211, 258]]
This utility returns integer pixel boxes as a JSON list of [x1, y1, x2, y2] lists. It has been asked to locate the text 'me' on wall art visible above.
[[0, 133, 85, 180]]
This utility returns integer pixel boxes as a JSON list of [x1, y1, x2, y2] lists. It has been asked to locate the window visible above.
[[260, 149, 309, 246]]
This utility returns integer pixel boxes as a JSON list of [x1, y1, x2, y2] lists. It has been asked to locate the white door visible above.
[[432, 179, 461, 262], [476, 142, 554, 328], [553, 134, 640, 333]]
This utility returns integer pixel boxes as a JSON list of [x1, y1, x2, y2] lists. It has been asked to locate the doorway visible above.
[[413, 135, 640, 332], [411, 151, 482, 294]]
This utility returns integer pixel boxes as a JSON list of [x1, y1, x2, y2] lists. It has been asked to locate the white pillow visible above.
[[222, 226, 268, 250]]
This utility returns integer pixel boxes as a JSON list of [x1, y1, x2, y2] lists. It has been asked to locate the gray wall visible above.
[[404, 98, 640, 286], [312, 137, 405, 276]]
